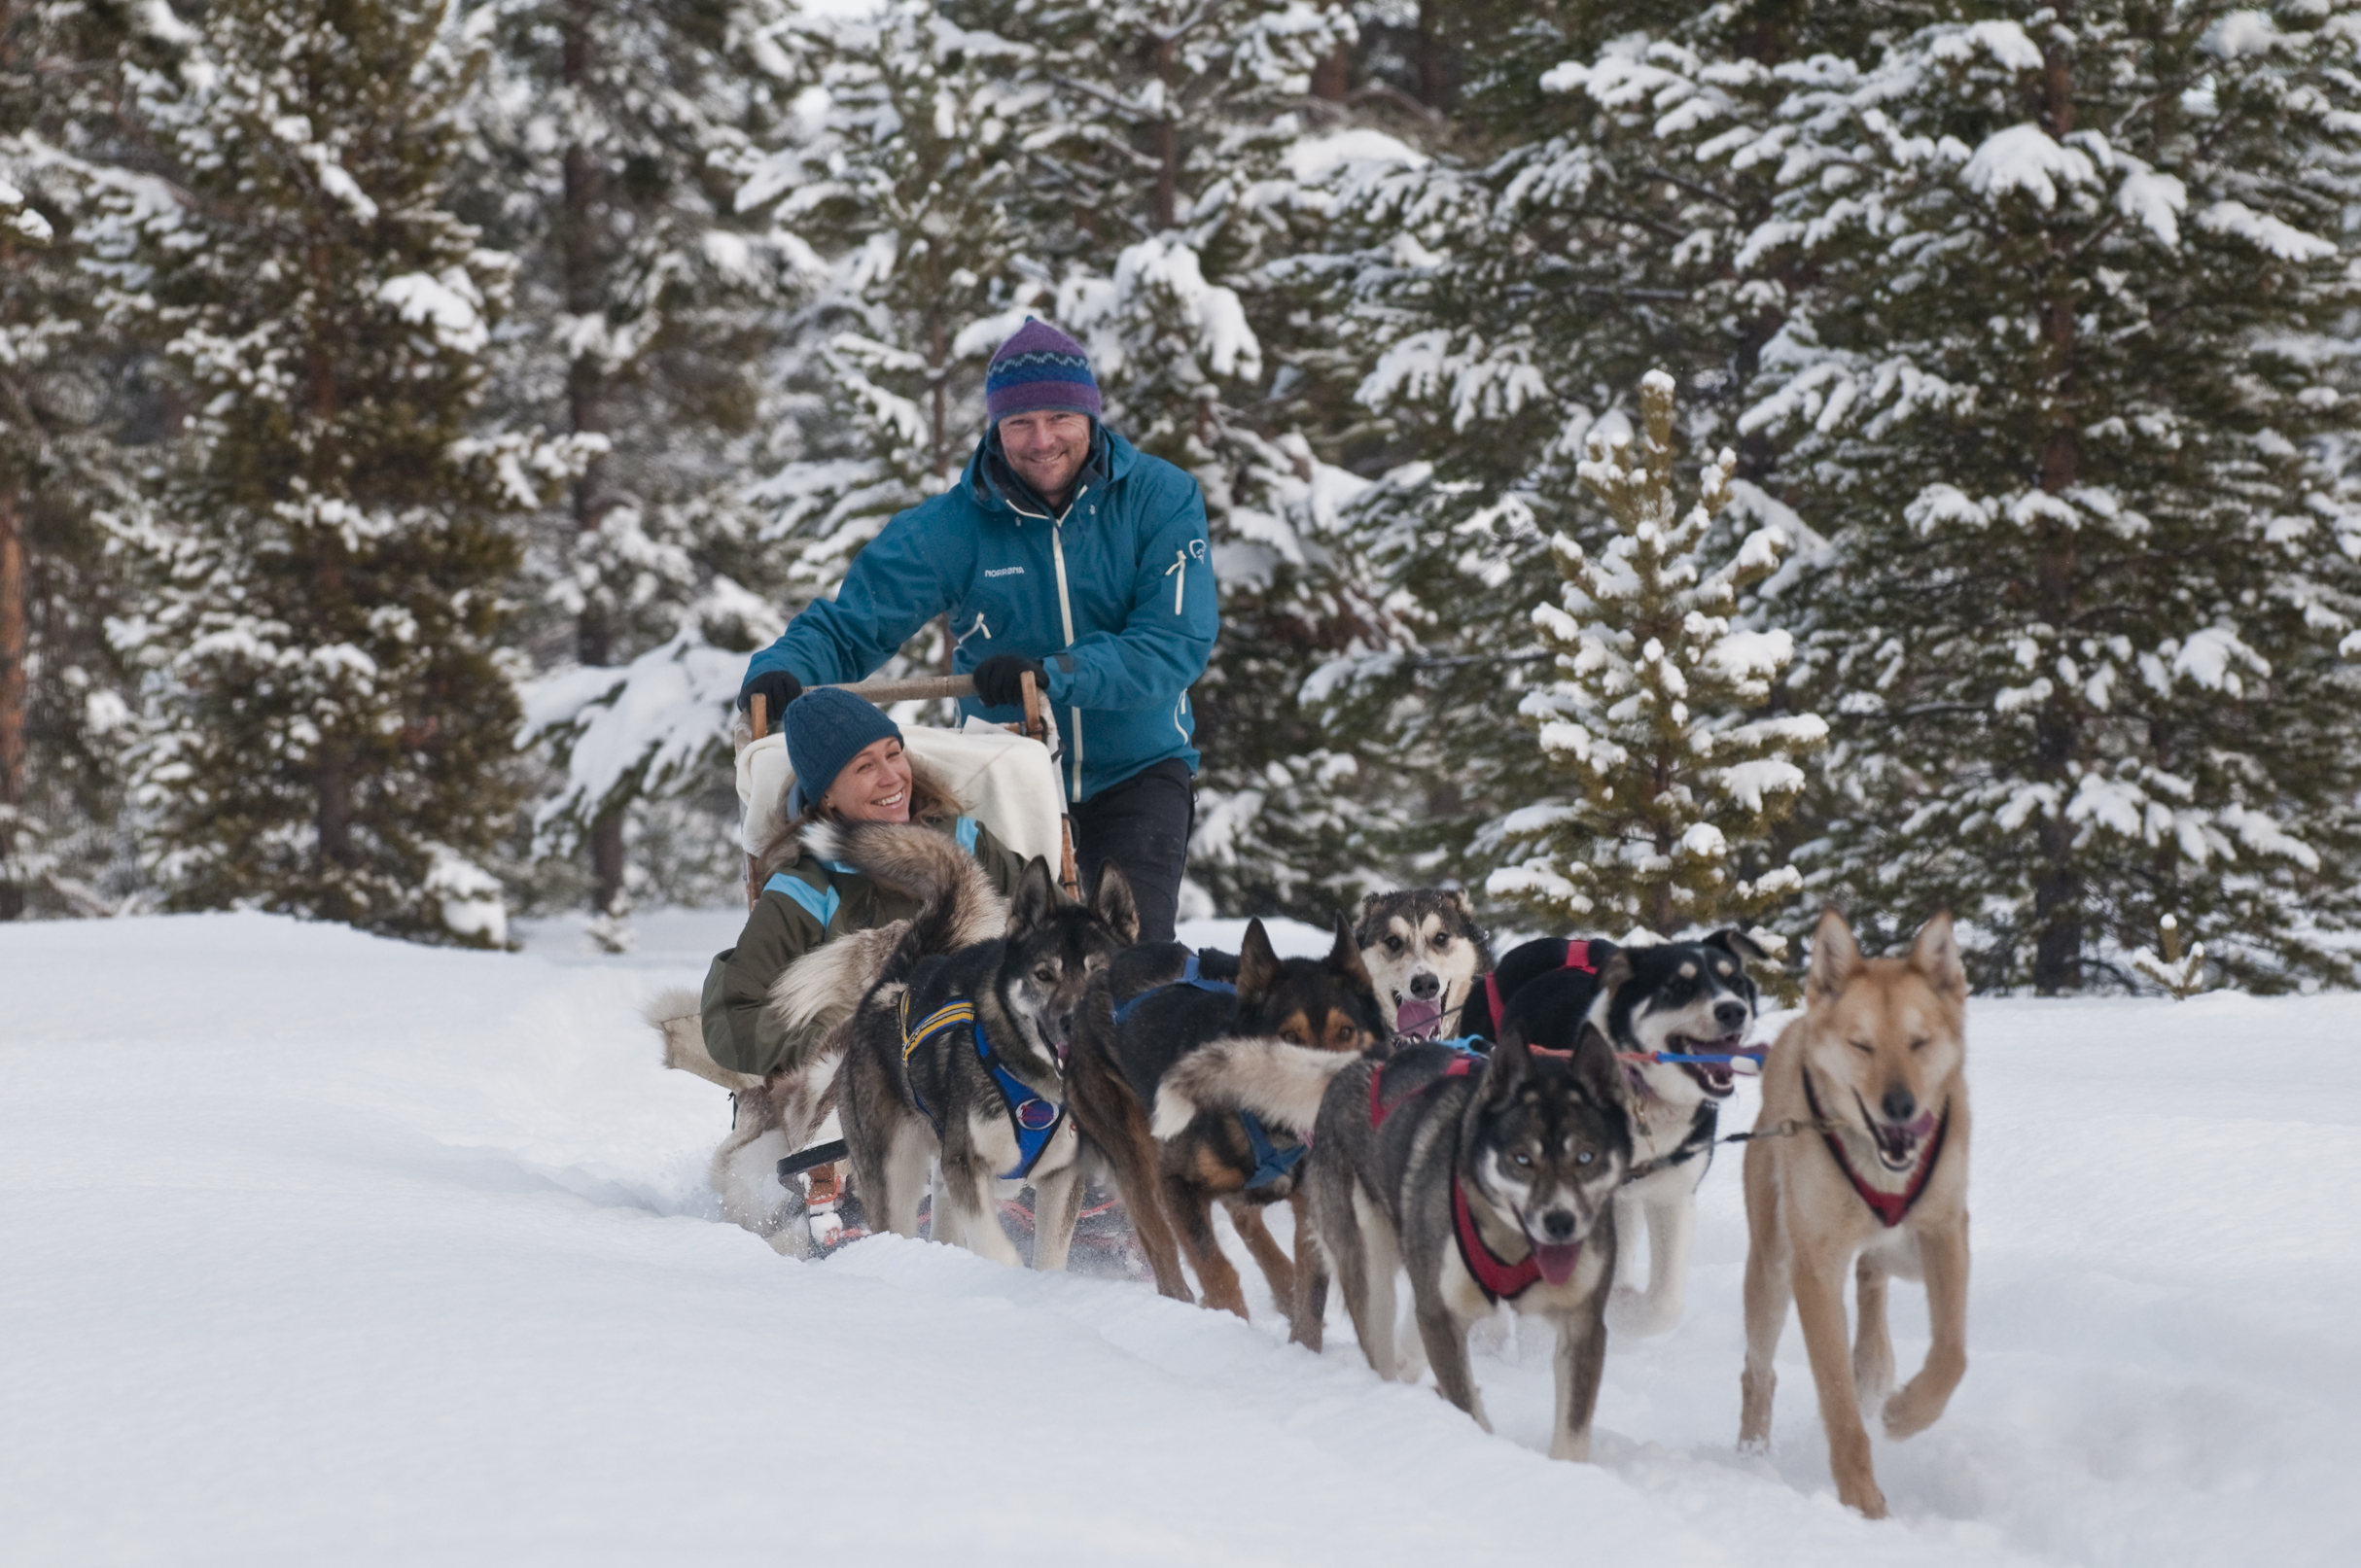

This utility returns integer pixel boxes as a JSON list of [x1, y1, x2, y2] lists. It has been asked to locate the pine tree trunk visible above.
[[563, 1, 624, 919], [0, 478, 25, 921], [1151, 36, 1178, 232], [2030, 13, 2083, 993]]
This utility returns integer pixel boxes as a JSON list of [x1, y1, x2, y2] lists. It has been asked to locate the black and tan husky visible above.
[[1068, 918, 1386, 1316], [825, 820, 1138, 1270]]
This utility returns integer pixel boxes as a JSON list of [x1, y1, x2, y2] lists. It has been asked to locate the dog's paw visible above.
[[1606, 1285, 1679, 1339], [1882, 1381, 1947, 1441], [1735, 1434, 1774, 1459]]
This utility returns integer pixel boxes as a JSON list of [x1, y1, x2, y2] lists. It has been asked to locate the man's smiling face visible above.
[[998, 410, 1092, 508]]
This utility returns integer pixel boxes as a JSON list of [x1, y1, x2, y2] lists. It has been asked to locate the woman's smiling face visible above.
[[821, 737, 913, 823]]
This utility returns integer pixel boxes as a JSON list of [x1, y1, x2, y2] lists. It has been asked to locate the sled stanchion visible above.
[[745, 690, 770, 907], [1018, 669, 1081, 900]]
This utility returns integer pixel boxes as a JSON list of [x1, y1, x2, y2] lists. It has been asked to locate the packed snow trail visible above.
[[3, 912, 2355, 1566]]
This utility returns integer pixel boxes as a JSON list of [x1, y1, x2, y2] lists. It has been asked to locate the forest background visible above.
[[6, 0, 2360, 995]]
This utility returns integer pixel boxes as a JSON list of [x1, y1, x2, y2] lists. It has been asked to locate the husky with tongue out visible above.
[[1501, 929, 1767, 1339], [1298, 1028, 1631, 1459]]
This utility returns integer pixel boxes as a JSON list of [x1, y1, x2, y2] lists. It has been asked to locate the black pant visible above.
[[1070, 758, 1193, 945]]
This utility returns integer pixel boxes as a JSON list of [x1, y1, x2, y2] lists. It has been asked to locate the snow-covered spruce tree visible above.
[[466, 0, 800, 923], [97, 0, 590, 944], [1592, 5, 2361, 991], [1305, 0, 1816, 899], [1003, 0, 1410, 919], [0, 0, 181, 919], [1489, 370, 1823, 948]]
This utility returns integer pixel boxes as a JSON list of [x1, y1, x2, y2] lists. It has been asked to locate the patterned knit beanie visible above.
[[783, 686, 901, 819], [985, 318, 1101, 423]]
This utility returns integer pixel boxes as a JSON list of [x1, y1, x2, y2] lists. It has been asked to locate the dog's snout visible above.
[[1410, 971, 1440, 999], [1713, 999, 1748, 1032], [1540, 1208, 1578, 1241], [1881, 1084, 1917, 1123]]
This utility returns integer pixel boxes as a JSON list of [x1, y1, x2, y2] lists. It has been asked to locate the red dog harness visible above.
[[1452, 1177, 1547, 1303], [1801, 1068, 1950, 1228], [1480, 939, 1597, 1039]]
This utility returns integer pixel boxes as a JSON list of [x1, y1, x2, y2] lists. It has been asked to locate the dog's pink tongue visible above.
[[1394, 998, 1442, 1038], [1531, 1241, 1582, 1285]]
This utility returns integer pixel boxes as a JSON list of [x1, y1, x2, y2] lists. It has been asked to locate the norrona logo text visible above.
[[983, 566, 1026, 577]]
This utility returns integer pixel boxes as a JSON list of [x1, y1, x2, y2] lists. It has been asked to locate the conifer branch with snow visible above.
[[1489, 370, 1824, 947]]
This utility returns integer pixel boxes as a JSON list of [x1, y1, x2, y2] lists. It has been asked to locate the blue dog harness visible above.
[[1110, 955, 1304, 1192], [899, 992, 1068, 1180]]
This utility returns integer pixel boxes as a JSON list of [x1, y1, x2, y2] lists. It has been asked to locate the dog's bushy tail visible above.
[[1151, 1036, 1357, 1139], [802, 819, 1008, 987], [645, 988, 764, 1092]]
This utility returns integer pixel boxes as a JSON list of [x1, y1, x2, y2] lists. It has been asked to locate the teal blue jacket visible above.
[[748, 426, 1218, 802]]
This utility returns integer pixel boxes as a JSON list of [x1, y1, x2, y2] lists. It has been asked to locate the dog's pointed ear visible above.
[[1807, 908, 1860, 1003], [1009, 856, 1059, 936], [1570, 1023, 1628, 1109], [1595, 947, 1635, 996], [1705, 926, 1768, 966], [1910, 911, 1964, 996], [1238, 919, 1282, 1000], [1328, 914, 1376, 993], [1486, 1029, 1531, 1101], [1091, 861, 1139, 947]]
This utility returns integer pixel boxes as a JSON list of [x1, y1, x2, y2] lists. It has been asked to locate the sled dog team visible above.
[[655, 825, 1969, 1520]]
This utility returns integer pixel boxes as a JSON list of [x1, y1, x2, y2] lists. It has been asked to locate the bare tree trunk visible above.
[[1152, 35, 1178, 232], [562, 1, 625, 918], [0, 477, 25, 920], [305, 233, 357, 892], [2030, 13, 2082, 993]]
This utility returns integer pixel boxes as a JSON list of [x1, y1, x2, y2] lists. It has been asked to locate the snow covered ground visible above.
[[4, 909, 2356, 1566]]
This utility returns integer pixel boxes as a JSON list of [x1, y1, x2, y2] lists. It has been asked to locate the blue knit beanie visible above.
[[986, 318, 1101, 423], [783, 687, 902, 818]]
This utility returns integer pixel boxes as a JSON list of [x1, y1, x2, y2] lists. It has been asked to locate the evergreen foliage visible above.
[[95, 0, 590, 944], [467, 0, 798, 921], [1489, 370, 1822, 943]]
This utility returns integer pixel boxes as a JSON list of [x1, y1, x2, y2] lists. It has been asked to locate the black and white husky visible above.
[[1502, 932, 1764, 1337], [828, 820, 1138, 1270], [1158, 1028, 1631, 1458]]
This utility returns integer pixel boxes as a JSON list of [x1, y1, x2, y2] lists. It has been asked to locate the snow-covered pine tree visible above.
[[1307, 0, 1800, 901], [96, 0, 592, 944], [1489, 369, 1822, 946], [1574, 4, 2361, 990], [467, 0, 800, 924], [0, 0, 179, 919]]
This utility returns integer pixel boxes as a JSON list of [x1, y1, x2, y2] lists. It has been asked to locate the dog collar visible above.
[[1451, 1176, 1544, 1304], [1109, 952, 1236, 1028], [1800, 1067, 1949, 1228]]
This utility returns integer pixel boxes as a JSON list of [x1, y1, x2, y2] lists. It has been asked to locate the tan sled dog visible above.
[[1739, 909, 1971, 1519]]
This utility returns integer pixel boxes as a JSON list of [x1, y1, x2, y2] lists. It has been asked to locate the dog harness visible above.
[[1367, 1038, 1487, 1130], [1108, 952, 1233, 1027], [899, 992, 1068, 1180], [1473, 940, 1597, 1040], [1109, 957, 1304, 1191], [1800, 1067, 1950, 1228], [1451, 1177, 1547, 1304]]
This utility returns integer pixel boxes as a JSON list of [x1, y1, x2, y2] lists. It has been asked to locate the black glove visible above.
[[972, 654, 1047, 710], [737, 669, 803, 732]]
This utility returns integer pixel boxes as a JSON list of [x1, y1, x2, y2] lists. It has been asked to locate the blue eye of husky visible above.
[[1576, 1150, 1594, 1165], [1513, 1152, 1533, 1167]]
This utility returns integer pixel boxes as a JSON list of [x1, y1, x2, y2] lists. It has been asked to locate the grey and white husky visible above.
[[1157, 1028, 1632, 1460], [828, 820, 1138, 1270], [645, 824, 1007, 1253], [1354, 889, 1491, 1036]]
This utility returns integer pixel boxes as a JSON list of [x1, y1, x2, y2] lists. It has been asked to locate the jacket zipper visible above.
[[1004, 484, 1087, 801]]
